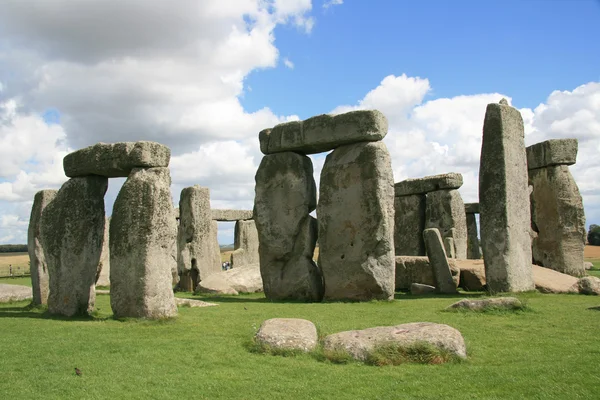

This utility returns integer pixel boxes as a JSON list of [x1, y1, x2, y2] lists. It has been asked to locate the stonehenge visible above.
[[464, 203, 481, 260], [423, 228, 458, 294]]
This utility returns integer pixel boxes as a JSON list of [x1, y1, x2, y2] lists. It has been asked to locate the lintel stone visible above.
[[526, 139, 578, 170], [394, 173, 463, 197], [211, 209, 253, 221], [464, 202, 479, 214]]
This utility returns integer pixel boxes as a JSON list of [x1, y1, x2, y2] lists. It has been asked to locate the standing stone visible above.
[[27, 189, 57, 306], [444, 236, 456, 259], [254, 152, 323, 301], [466, 213, 481, 259], [318, 141, 395, 301], [95, 217, 111, 287], [425, 189, 467, 259], [394, 194, 426, 256], [529, 165, 586, 276], [177, 186, 221, 291], [41, 177, 107, 316], [230, 220, 259, 268], [479, 101, 534, 292], [423, 228, 458, 294], [110, 167, 177, 319]]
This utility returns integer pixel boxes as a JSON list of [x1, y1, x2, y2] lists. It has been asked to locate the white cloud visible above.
[[283, 57, 295, 69], [323, 0, 343, 9]]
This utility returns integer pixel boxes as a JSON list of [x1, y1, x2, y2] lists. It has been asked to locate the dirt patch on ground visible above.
[[584, 245, 600, 260]]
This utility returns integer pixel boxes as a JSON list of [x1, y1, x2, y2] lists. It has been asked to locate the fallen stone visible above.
[[584, 261, 593, 270], [255, 318, 318, 352], [211, 209, 253, 221], [259, 110, 388, 155], [318, 141, 395, 301], [425, 189, 468, 259], [464, 203, 479, 214], [394, 173, 463, 197], [456, 260, 486, 291], [195, 264, 263, 295], [466, 213, 481, 260], [63, 141, 170, 178], [27, 189, 57, 305], [446, 297, 523, 311], [41, 176, 107, 316], [526, 138, 578, 170], [394, 194, 426, 256], [174, 298, 218, 308], [323, 322, 467, 361], [578, 276, 600, 295], [230, 220, 259, 268], [479, 101, 534, 292], [95, 217, 111, 287], [110, 167, 177, 319], [423, 228, 458, 294], [532, 265, 578, 294], [0, 284, 32, 303], [395, 256, 460, 291], [254, 152, 323, 301], [411, 283, 436, 295]]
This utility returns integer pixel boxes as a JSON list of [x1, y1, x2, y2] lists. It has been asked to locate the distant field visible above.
[[0, 252, 29, 277], [584, 244, 600, 259]]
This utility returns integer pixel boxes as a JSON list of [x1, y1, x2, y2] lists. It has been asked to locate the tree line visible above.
[[589, 225, 600, 246], [0, 244, 28, 253]]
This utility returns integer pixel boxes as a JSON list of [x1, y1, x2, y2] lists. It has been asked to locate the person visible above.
[[9, 264, 12, 277], [222, 261, 227, 271]]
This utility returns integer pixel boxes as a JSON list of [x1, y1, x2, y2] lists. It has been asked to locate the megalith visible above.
[[393, 194, 426, 256], [527, 139, 585, 277], [177, 185, 221, 291], [254, 152, 323, 301], [95, 217, 111, 287], [230, 219, 259, 268], [464, 203, 481, 260], [41, 177, 107, 316], [110, 167, 177, 319], [479, 100, 534, 292], [27, 189, 57, 306], [318, 141, 395, 301], [425, 189, 467, 259], [423, 228, 458, 294]]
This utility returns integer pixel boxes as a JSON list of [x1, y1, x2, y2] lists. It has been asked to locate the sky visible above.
[[0, 0, 599, 245]]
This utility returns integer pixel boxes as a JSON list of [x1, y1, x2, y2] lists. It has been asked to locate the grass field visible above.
[[0, 252, 29, 277]]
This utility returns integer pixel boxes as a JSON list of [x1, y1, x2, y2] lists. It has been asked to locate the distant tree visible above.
[[588, 225, 600, 246], [0, 244, 28, 253]]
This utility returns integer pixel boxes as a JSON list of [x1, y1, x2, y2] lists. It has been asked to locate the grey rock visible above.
[[254, 152, 323, 301], [584, 261, 593, 270], [394, 173, 463, 197], [110, 167, 177, 319], [195, 264, 263, 295], [423, 228, 458, 294], [446, 297, 523, 311], [230, 220, 259, 268], [499, 98, 508, 105], [255, 318, 318, 353], [27, 189, 57, 305], [456, 260, 487, 291], [425, 189, 467, 259], [174, 207, 180, 220], [530, 165, 586, 277], [259, 110, 388, 155], [41, 177, 107, 316], [0, 284, 32, 303], [95, 217, 110, 287], [63, 141, 170, 178], [444, 237, 456, 259], [394, 194, 426, 256], [395, 256, 460, 291], [410, 283, 436, 295], [464, 202, 479, 214], [578, 276, 600, 295], [174, 298, 218, 308], [526, 139, 578, 170], [466, 213, 481, 259], [211, 209, 253, 221], [479, 102, 534, 292], [533, 264, 578, 294], [323, 322, 467, 361], [318, 141, 395, 301]]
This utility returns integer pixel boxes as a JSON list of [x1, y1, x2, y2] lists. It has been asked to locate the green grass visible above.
[[0, 276, 32, 287], [1, 291, 600, 399]]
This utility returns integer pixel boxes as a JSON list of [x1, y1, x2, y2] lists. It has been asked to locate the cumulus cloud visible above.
[[283, 57, 295, 69], [323, 0, 343, 9]]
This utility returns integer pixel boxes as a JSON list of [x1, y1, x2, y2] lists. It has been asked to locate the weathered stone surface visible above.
[[110, 167, 177, 319], [395, 256, 459, 290], [323, 322, 467, 361], [63, 141, 170, 178], [425, 189, 467, 259], [479, 102, 534, 292], [411, 283, 436, 295], [584, 261, 593, 270], [211, 209, 253, 221], [578, 276, 600, 295], [530, 165, 586, 277], [174, 298, 218, 308], [444, 236, 456, 259], [394, 173, 463, 197], [394, 194, 426, 256], [466, 214, 481, 260], [526, 139, 578, 170], [230, 220, 259, 268], [255, 318, 318, 352], [28, 189, 57, 305], [318, 141, 395, 301], [95, 217, 110, 287], [254, 152, 323, 301], [176, 186, 221, 291], [423, 228, 458, 294], [533, 265, 578, 293], [464, 203, 480, 214], [41, 177, 107, 316], [174, 207, 180, 220], [456, 260, 486, 291], [259, 110, 388, 155], [0, 284, 32, 303], [195, 264, 263, 295], [447, 297, 523, 311]]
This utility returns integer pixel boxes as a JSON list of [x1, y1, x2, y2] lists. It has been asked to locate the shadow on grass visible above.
[[0, 303, 110, 321], [394, 291, 487, 301]]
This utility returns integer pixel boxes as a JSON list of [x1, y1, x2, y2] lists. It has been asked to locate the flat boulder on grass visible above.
[[578, 276, 600, 295], [446, 297, 523, 311], [323, 322, 466, 362], [174, 298, 218, 308], [195, 264, 263, 295], [455, 260, 487, 291], [410, 283, 436, 295], [255, 318, 318, 353], [532, 265, 578, 294]]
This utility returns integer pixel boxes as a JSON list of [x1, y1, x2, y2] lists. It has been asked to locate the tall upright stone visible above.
[[423, 228, 458, 294], [479, 100, 534, 292], [394, 194, 426, 256], [318, 141, 395, 301], [27, 189, 57, 306], [425, 189, 467, 259], [110, 167, 177, 319], [254, 152, 323, 301], [41, 177, 107, 316], [466, 213, 481, 259], [230, 219, 259, 268], [95, 217, 111, 287]]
